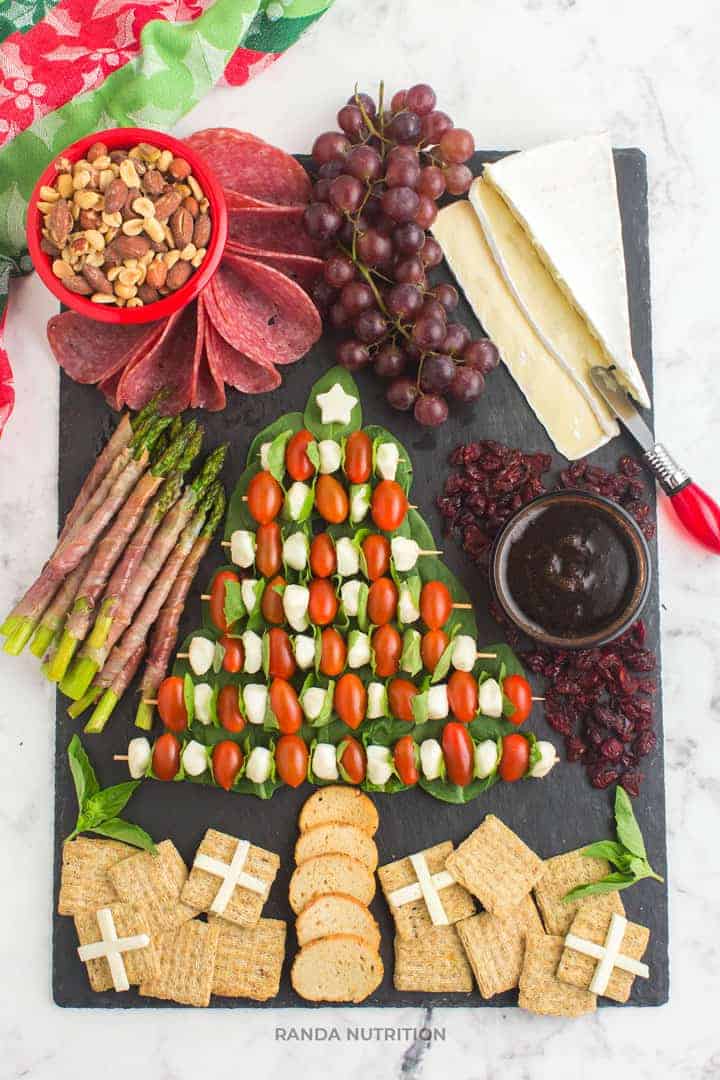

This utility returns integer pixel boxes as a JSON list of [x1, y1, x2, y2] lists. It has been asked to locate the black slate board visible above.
[[53, 150, 668, 1008]]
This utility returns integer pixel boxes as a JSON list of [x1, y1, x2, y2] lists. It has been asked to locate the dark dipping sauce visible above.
[[501, 501, 637, 638]]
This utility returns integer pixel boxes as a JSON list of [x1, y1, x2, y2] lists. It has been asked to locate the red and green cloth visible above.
[[0, 0, 333, 436]]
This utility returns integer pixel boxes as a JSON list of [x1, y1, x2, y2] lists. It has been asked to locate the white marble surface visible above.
[[1, 0, 719, 1076]]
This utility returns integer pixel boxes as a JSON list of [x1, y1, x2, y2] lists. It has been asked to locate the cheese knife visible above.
[[590, 366, 720, 554]]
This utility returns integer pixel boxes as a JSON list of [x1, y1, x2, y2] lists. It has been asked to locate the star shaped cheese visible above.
[[316, 382, 358, 425]]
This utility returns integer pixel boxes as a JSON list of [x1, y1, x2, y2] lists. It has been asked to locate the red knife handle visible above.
[[669, 483, 720, 554]]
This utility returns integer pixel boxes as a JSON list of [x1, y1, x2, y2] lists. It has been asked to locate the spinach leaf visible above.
[[303, 366, 362, 440], [477, 643, 526, 680], [246, 412, 304, 469], [419, 773, 498, 804]]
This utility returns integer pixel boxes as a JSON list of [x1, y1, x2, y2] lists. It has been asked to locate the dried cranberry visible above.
[[619, 455, 643, 478], [623, 649, 657, 673], [588, 764, 621, 789], [600, 737, 624, 762], [546, 712, 574, 736], [565, 736, 586, 762], [620, 770, 644, 797], [634, 730, 657, 757]]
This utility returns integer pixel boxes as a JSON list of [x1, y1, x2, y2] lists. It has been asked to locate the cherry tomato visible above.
[[421, 629, 449, 673], [499, 733, 530, 782], [255, 521, 282, 579], [393, 735, 419, 785], [372, 624, 402, 677], [442, 722, 474, 786], [152, 732, 180, 781], [247, 470, 283, 524], [420, 580, 452, 629], [447, 669, 478, 723], [371, 480, 408, 531], [320, 626, 347, 677], [285, 429, 317, 481], [362, 534, 390, 580], [388, 677, 418, 722], [157, 675, 188, 732], [219, 634, 244, 674], [268, 627, 296, 679], [261, 575, 285, 625], [338, 736, 366, 783], [367, 576, 398, 626], [344, 430, 372, 484], [315, 474, 349, 524], [212, 739, 244, 791], [309, 532, 337, 577], [334, 673, 367, 729], [209, 569, 240, 633], [308, 578, 338, 626], [503, 674, 533, 726], [270, 677, 303, 734], [218, 683, 245, 733], [275, 733, 309, 788]]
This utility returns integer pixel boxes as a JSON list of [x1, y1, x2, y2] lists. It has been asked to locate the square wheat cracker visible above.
[[533, 847, 626, 935], [557, 907, 650, 1003], [210, 916, 286, 1000], [108, 839, 197, 935], [378, 841, 474, 939], [394, 924, 474, 993], [58, 837, 135, 916], [181, 828, 280, 927], [74, 902, 156, 993], [139, 918, 220, 1007], [456, 895, 543, 999], [518, 933, 596, 1017], [446, 815, 543, 913]]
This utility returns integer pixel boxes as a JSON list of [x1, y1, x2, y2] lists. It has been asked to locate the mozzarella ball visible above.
[[245, 746, 273, 784], [127, 737, 151, 779], [182, 740, 209, 777]]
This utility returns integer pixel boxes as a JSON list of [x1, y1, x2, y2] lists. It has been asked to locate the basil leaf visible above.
[[266, 429, 293, 482], [562, 873, 637, 903], [223, 578, 245, 630], [411, 689, 429, 724], [431, 637, 455, 684], [183, 672, 195, 725], [81, 781, 140, 828], [349, 483, 371, 525], [310, 682, 334, 727], [582, 840, 635, 870], [526, 732, 541, 775], [303, 366, 362, 441], [306, 440, 320, 471], [90, 817, 156, 853], [246, 413, 304, 470], [67, 734, 99, 810], [614, 786, 647, 860], [212, 641, 225, 674], [401, 629, 422, 676], [365, 426, 413, 493], [356, 582, 369, 632], [262, 631, 270, 679]]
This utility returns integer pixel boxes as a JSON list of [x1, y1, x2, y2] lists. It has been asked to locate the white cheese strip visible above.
[[408, 852, 450, 926], [483, 133, 649, 407], [565, 913, 649, 995], [388, 869, 455, 911], [469, 177, 618, 437], [432, 200, 610, 460], [77, 908, 149, 992], [194, 838, 267, 915]]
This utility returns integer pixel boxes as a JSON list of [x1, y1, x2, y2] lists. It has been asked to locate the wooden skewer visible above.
[[418, 549, 442, 556], [221, 540, 231, 546], [177, 652, 189, 659], [532, 696, 545, 702], [201, 594, 211, 600], [453, 603, 473, 610], [142, 698, 158, 705], [476, 652, 498, 659], [114, 755, 129, 762]]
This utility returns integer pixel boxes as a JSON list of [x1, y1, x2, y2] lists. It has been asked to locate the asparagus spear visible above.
[[85, 485, 223, 733], [64, 444, 227, 701], [135, 485, 226, 731], [3, 416, 170, 655], [29, 553, 94, 660], [47, 421, 199, 683]]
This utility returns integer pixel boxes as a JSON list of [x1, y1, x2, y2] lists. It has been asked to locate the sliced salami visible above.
[[47, 311, 163, 385], [225, 243, 324, 292], [193, 297, 226, 410], [99, 369, 123, 411], [205, 319, 281, 394], [185, 127, 312, 207], [116, 305, 197, 414], [206, 252, 322, 367], [227, 204, 316, 256]]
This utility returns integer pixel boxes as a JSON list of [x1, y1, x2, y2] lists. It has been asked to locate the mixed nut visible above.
[[36, 140, 213, 308]]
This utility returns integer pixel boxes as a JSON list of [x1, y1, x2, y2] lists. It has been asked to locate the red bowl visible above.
[[26, 126, 227, 325]]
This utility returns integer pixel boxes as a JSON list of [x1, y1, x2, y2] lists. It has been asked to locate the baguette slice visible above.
[[291, 934, 383, 1003], [295, 822, 378, 872], [289, 853, 376, 915], [299, 786, 379, 836], [296, 893, 381, 951]]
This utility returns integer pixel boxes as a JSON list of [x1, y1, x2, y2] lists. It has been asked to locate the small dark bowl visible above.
[[490, 489, 651, 649]]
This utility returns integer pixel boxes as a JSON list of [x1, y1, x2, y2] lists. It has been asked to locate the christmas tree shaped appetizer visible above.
[[118, 369, 558, 803]]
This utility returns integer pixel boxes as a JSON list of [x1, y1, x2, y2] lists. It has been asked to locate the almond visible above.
[[82, 264, 113, 294], [142, 169, 166, 196], [104, 178, 129, 214], [145, 259, 168, 289], [106, 234, 151, 262], [153, 188, 182, 222], [166, 260, 192, 291], [170, 206, 193, 248], [47, 199, 73, 246], [64, 274, 93, 295], [192, 212, 211, 248], [138, 283, 160, 304]]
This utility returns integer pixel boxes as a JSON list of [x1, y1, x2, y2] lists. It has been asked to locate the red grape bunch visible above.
[[304, 82, 500, 428]]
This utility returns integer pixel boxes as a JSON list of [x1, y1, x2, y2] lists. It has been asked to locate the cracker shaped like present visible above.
[[181, 829, 279, 927], [557, 909, 650, 1003], [210, 916, 287, 1001], [139, 918, 221, 1008], [74, 903, 155, 993], [108, 839, 197, 935], [378, 841, 474, 939], [59, 837, 135, 916], [533, 847, 626, 936], [394, 924, 474, 993], [518, 932, 596, 1017], [446, 815, 544, 913], [455, 894, 544, 999]]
